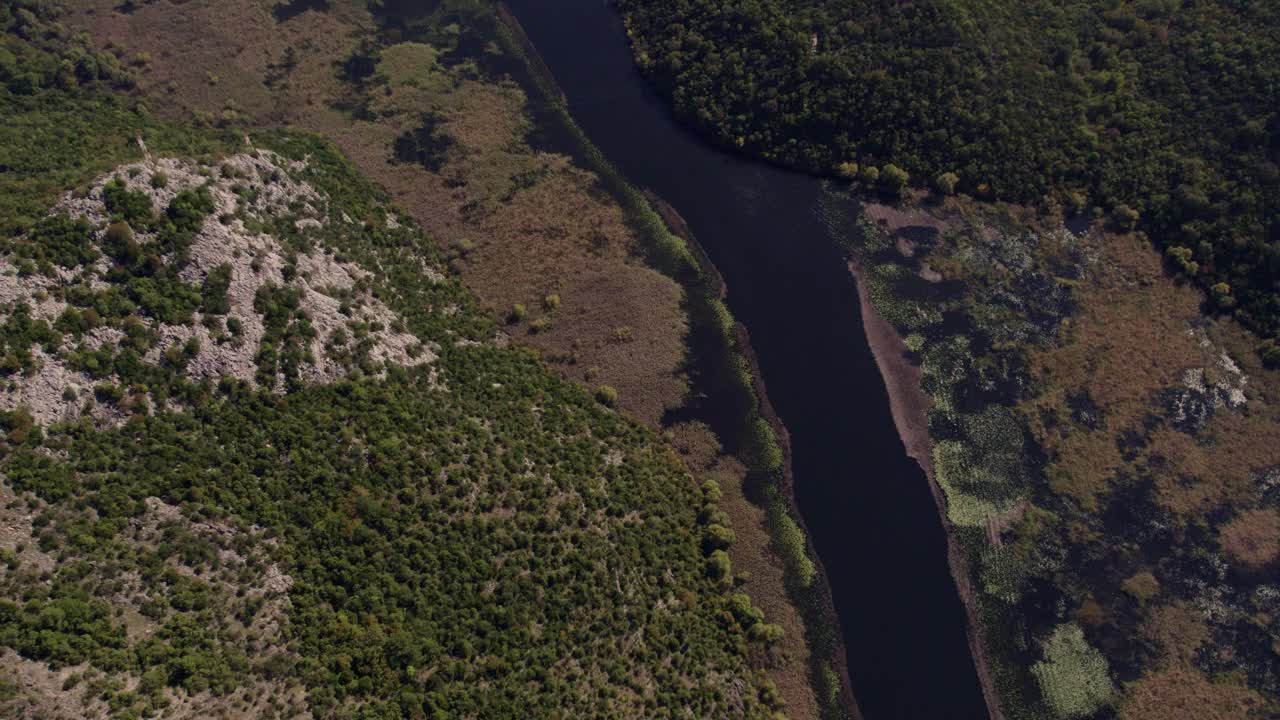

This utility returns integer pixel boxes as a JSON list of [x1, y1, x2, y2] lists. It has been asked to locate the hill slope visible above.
[[0, 4, 787, 718]]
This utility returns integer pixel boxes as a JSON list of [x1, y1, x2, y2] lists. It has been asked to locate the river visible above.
[[500, 2, 989, 719]]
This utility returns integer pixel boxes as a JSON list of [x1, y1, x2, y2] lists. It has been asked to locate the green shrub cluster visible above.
[[19, 213, 99, 271], [200, 263, 232, 315], [253, 283, 313, 388], [0, 591, 127, 670], [2, 346, 780, 717], [1030, 624, 1113, 719], [0, 302, 58, 375], [768, 504, 816, 589]]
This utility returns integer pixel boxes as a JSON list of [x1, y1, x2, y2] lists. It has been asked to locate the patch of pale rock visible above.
[[1, 153, 438, 425]]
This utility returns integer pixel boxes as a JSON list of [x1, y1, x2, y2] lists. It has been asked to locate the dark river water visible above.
[[501, 2, 989, 718]]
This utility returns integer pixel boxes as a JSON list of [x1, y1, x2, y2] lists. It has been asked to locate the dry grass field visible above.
[[1027, 231, 1280, 519]]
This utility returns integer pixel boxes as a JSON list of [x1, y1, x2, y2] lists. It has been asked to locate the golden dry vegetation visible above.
[[1138, 603, 1210, 670], [1026, 232, 1280, 517], [1015, 234, 1280, 718], [1118, 669, 1264, 720], [1219, 508, 1280, 571]]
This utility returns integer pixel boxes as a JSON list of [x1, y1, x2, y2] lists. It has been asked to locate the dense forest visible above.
[[0, 2, 789, 717], [617, 0, 1280, 356]]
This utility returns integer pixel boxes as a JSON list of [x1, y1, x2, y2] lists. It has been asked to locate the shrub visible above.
[[728, 593, 764, 628], [934, 171, 959, 195], [94, 383, 124, 405], [879, 163, 910, 196], [1218, 509, 1280, 570], [542, 293, 560, 311], [165, 187, 214, 234], [103, 222, 139, 265], [1110, 204, 1140, 232], [24, 214, 99, 268], [1032, 623, 1114, 718], [758, 679, 783, 710], [702, 524, 735, 552], [1259, 339, 1280, 369], [746, 418, 783, 472], [594, 385, 618, 407], [770, 503, 816, 587], [507, 303, 526, 323], [699, 479, 723, 504], [1121, 571, 1160, 605], [747, 622, 784, 645], [103, 179, 154, 228], [1164, 245, 1196, 274], [201, 264, 233, 315], [1210, 282, 1235, 310], [705, 549, 732, 581]]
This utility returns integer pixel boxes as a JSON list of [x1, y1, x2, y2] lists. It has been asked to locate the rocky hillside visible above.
[[2, 148, 434, 428], [0, 129, 789, 720]]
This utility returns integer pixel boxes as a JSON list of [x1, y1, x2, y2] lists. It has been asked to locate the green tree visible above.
[[880, 164, 909, 196], [1110, 204, 1139, 232], [594, 385, 618, 407], [934, 171, 959, 196]]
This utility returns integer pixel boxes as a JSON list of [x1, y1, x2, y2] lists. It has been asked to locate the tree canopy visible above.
[[618, 0, 1280, 351]]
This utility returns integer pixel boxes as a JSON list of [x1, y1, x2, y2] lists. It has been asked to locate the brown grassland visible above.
[[1118, 669, 1263, 720], [1009, 222, 1279, 719], [1026, 231, 1280, 519], [1219, 509, 1280, 570], [1004, 226, 1280, 717]]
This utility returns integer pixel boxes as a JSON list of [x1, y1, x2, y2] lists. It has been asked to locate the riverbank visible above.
[[496, 3, 992, 717], [496, 8, 856, 718], [847, 254, 1004, 720], [651, 193, 863, 720], [550, 0, 1280, 713]]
